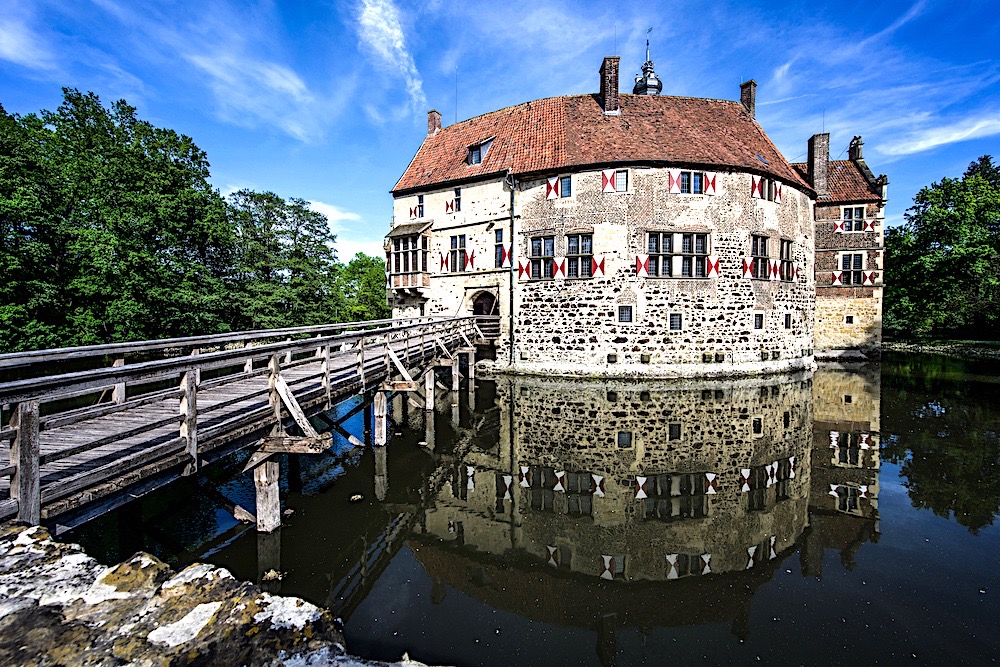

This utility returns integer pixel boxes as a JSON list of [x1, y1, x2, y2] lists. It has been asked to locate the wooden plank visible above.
[[255, 460, 281, 533], [385, 347, 414, 383], [374, 392, 387, 447], [259, 432, 332, 453], [330, 422, 364, 448], [273, 374, 319, 438], [180, 371, 198, 473]]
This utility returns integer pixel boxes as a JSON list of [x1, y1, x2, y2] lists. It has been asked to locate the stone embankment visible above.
[[0, 522, 429, 667], [883, 340, 1000, 361]]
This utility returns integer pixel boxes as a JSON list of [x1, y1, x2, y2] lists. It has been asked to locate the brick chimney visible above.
[[740, 80, 756, 118], [807, 133, 830, 198], [427, 109, 442, 135], [849, 135, 864, 161], [600, 56, 620, 114]]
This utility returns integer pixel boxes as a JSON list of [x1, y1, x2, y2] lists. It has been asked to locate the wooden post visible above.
[[244, 342, 254, 373], [467, 350, 476, 399], [424, 368, 435, 411], [451, 358, 460, 392], [424, 406, 435, 451], [364, 397, 373, 446], [374, 444, 388, 501], [190, 348, 201, 387], [258, 529, 282, 593], [180, 370, 198, 474], [374, 391, 387, 447], [284, 338, 292, 365], [321, 344, 332, 409], [254, 460, 281, 533], [358, 337, 366, 389], [112, 356, 126, 404], [11, 401, 40, 525], [269, 355, 282, 430]]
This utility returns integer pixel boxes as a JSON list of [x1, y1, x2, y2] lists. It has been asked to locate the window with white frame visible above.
[[677, 170, 709, 194], [468, 138, 492, 165], [780, 239, 794, 281], [494, 229, 504, 268], [559, 175, 572, 198], [449, 235, 467, 272], [840, 252, 865, 285], [416, 195, 424, 218], [842, 205, 865, 231], [669, 313, 683, 331], [530, 236, 554, 279], [618, 305, 633, 323], [751, 234, 769, 279], [642, 473, 709, 521], [646, 232, 711, 277], [613, 169, 628, 192], [391, 235, 428, 275], [454, 187, 462, 212], [754, 312, 765, 330], [566, 233, 593, 278]]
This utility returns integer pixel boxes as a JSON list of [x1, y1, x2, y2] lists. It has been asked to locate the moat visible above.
[[66, 353, 1000, 665]]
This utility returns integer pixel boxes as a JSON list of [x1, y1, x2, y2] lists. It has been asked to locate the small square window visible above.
[[754, 313, 764, 330], [617, 431, 633, 448], [784, 313, 792, 329], [752, 417, 763, 435], [669, 313, 682, 330], [619, 305, 633, 323], [845, 315, 854, 324], [615, 169, 628, 192], [844, 394, 853, 404], [668, 423, 681, 440], [783, 411, 790, 429], [559, 175, 572, 198]]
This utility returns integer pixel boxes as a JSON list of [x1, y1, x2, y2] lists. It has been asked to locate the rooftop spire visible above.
[[633, 29, 662, 96]]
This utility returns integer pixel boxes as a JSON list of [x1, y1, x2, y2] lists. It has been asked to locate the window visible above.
[[842, 205, 865, 231], [449, 235, 467, 272], [614, 169, 628, 192], [780, 239, 794, 281], [669, 313, 682, 331], [751, 234, 769, 279], [646, 232, 711, 277], [676, 170, 708, 194], [454, 187, 462, 212], [617, 431, 633, 448], [468, 138, 492, 165], [784, 313, 792, 329], [618, 305, 633, 323], [530, 236, 554, 278], [559, 175, 572, 198], [494, 230, 504, 268], [643, 473, 709, 522], [754, 312, 764, 330], [845, 315, 854, 325], [566, 233, 593, 278], [840, 252, 865, 285], [668, 423, 681, 440], [389, 235, 429, 279], [417, 195, 424, 218]]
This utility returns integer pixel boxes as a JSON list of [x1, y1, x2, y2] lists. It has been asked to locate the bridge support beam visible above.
[[254, 460, 281, 533], [424, 368, 435, 411], [374, 391, 387, 447], [374, 444, 388, 501], [11, 401, 40, 525]]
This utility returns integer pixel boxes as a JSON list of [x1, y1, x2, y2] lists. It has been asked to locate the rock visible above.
[[349, 494, 364, 503]]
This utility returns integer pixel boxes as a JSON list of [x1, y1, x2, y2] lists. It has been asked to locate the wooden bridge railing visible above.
[[0, 316, 482, 526]]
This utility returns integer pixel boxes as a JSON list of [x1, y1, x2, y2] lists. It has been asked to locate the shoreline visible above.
[[882, 340, 1000, 361]]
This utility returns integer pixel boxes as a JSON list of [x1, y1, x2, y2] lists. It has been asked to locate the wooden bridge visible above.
[[0, 316, 494, 534]]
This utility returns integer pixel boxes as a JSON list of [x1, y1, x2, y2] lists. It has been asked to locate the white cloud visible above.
[[355, 0, 427, 118], [879, 113, 1000, 156], [307, 200, 363, 226], [0, 5, 56, 71]]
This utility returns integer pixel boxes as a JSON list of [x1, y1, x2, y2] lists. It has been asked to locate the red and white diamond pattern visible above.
[[740, 468, 752, 492], [519, 465, 531, 488], [704, 472, 719, 495], [635, 476, 649, 500], [746, 545, 758, 569], [466, 465, 475, 491], [788, 456, 796, 479], [774, 183, 782, 204], [464, 249, 476, 271], [765, 461, 778, 488], [701, 554, 712, 575], [591, 474, 606, 497], [546, 177, 560, 199], [769, 259, 781, 281], [501, 475, 513, 501], [409, 206, 418, 220], [769, 535, 778, 560], [859, 433, 871, 450], [859, 485, 869, 499], [863, 271, 879, 285], [601, 169, 617, 193], [517, 259, 531, 280], [592, 256, 606, 276], [553, 470, 566, 493], [600, 555, 615, 580], [551, 257, 566, 279], [636, 255, 650, 277], [500, 244, 513, 269], [742, 257, 754, 279], [667, 169, 682, 194], [445, 199, 455, 214], [828, 483, 840, 498], [547, 545, 560, 567], [665, 554, 679, 580], [706, 255, 721, 278], [751, 175, 763, 199], [830, 431, 840, 448], [704, 172, 717, 196]]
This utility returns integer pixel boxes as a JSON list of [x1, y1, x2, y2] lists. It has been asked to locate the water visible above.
[[67, 353, 1000, 665]]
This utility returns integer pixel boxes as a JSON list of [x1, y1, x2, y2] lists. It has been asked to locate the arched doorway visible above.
[[472, 291, 498, 316]]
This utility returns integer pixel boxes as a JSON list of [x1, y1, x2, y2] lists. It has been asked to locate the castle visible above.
[[386, 51, 886, 377]]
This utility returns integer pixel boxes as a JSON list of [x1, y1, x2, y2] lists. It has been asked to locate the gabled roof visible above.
[[791, 160, 882, 203], [393, 93, 811, 195]]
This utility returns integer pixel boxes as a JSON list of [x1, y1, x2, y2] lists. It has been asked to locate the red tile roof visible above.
[[393, 93, 811, 194], [791, 160, 881, 203]]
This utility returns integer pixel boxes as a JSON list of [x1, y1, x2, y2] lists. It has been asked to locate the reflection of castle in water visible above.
[[423, 373, 815, 583]]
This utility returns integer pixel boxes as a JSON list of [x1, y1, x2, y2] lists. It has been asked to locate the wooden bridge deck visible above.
[[0, 316, 488, 531]]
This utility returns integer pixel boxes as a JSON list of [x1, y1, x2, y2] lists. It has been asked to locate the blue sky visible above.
[[1, 0, 996, 260]]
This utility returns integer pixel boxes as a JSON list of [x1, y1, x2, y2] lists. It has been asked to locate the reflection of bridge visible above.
[[0, 316, 492, 532]]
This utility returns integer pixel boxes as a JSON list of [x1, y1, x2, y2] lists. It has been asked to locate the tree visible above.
[[339, 253, 390, 321], [884, 156, 1000, 338]]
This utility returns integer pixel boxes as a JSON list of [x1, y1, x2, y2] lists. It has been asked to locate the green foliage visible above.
[[339, 253, 391, 321], [885, 156, 1000, 338], [0, 90, 388, 353]]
